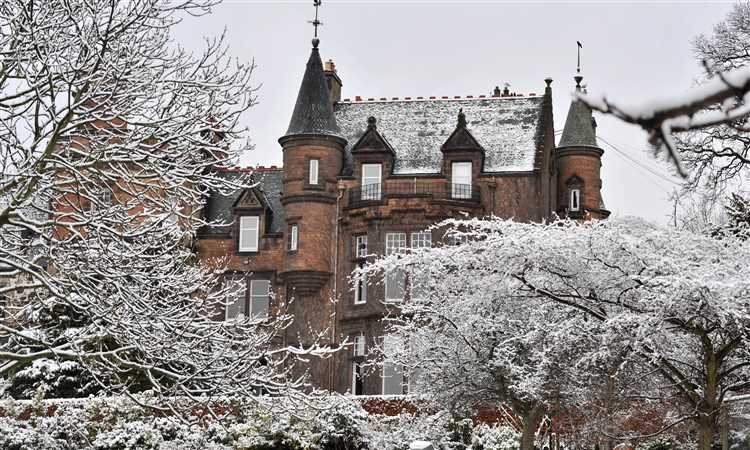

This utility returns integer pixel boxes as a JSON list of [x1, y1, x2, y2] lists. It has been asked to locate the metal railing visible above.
[[347, 181, 480, 208]]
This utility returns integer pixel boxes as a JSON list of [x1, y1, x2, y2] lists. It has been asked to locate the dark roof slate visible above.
[[203, 170, 284, 235], [283, 45, 341, 138], [558, 94, 598, 148], [334, 96, 545, 175]]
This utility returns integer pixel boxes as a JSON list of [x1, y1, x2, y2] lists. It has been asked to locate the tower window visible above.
[[238, 216, 260, 252], [570, 188, 581, 212], [288, 224, 299, 251], [309, 159, 319, 185]]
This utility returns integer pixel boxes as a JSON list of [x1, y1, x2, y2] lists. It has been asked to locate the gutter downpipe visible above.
[[330, 181, 345, 391]]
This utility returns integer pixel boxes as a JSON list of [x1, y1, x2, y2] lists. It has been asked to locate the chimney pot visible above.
[[355, 95, 362, 102]]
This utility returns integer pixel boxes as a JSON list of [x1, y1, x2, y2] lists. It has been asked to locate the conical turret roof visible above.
[[283, 41, 341, 138], [558, 75, 598, 148]]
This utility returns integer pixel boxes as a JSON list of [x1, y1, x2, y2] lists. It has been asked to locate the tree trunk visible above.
[[697, 418, 717, 450], [519, 405, 544, 450]]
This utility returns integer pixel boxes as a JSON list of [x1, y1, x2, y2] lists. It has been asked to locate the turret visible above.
[[278, 37, 347, 297], [555, 74, 609, 220]]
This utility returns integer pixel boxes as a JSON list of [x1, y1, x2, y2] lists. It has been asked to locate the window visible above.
[[288, 224, 298, 251], [354, 235, 368, 304], [355, 235, 368, 258], [352, 362, 364, 395], [451, 162, 472, 199], [249, 280, 270, 319], [361, 163, 382, 200], [354, 262, 368, 305], [385, 232, 406, 302], [410, 231, 431, 249], [309, 159, 319, 185], [381, 335, 407, 395], [352, 333, 366, 395], [570, 188, 581, 212], [224, 277, 246, 320], [238, 216, 259, 252], [353, 334, 366, 356]]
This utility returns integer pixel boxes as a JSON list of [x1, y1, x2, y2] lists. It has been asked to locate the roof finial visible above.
[[310, 0, 323, 48], [457, 108, 466, 128], [367, 116, 377, 129], [574, 41, 584, 89]]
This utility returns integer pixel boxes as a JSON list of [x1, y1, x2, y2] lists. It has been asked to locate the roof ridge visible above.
[[339, 93, 540, 104], [215, 165, 283, 173]]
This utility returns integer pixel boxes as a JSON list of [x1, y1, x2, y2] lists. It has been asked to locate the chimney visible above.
[[492, 86, 501, 97], [324, 59, 342, 105]]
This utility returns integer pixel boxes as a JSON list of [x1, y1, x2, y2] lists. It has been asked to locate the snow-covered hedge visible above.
[[0, 394, 522, 450]]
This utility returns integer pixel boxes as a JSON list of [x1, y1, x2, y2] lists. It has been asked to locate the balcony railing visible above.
[[347, 181, 480, 208]]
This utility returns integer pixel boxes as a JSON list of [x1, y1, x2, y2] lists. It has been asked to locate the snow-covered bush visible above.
[[471, 424, 520, 450]]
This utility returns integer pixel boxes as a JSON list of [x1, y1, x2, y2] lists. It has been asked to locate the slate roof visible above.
[[334, 96, 545, 175], [558, 97, 598, 148], [283, 42, 341, 138], [202, 169, 284, 235]]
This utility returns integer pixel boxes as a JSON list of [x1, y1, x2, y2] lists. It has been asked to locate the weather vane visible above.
[[576, 41, 583, 74], [310, 0, 323, 40]]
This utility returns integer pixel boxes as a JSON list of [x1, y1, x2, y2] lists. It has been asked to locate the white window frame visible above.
[[289, 224, 299, 251], [361, 163, 382, 200], [352, 361, 364, 395], [355, 234, 368, 258], [354, 263, 367, 305], [451, 161, 472, 199], [410, 231, 432, 249], [381, 335, 406, 395], [238, 216, 260, 252], [249, 279, 270, 319], [309, 159, 319, 185], [385, 232, 407, 302], [570, 188, 581, 212], [353, 334, 366, 357], [224, 277, 246, 320]]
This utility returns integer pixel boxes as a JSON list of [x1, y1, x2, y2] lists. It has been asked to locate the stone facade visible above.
[[195, 39, 609, 395]]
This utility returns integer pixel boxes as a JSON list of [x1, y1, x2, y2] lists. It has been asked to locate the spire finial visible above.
[[457, 108, 466, 128], [310, 0, 323, 48], [576, 41, 582, 74]]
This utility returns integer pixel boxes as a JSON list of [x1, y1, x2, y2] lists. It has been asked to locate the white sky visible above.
[[173, 1, 735, 224]]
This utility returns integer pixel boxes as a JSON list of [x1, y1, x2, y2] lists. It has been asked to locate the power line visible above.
[[596, 134, 682, 187]]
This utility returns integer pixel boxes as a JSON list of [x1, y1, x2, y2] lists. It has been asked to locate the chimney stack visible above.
[[324, 59, 342, 105]]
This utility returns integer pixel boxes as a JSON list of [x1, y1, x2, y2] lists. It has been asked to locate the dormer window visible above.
[[451, 162, 472, 199], [238, 216, 259, 252], [361, 163, 382, 200], [570, 188, 581, 212], [309, 159, 319, 185]]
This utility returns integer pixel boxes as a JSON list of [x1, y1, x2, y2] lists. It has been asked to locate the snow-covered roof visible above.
[[334, 95, 545, 175], [203, 169, 285, 236]]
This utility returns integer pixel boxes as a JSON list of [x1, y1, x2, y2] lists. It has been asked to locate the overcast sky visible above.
[[173, 1, 735, 224]]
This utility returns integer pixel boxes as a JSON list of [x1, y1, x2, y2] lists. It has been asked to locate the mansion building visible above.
[[195, 37, 609, 395]]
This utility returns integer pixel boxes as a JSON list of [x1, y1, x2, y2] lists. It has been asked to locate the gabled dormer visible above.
[[441, 109, 484, 189], [351, 116, 396, 185]]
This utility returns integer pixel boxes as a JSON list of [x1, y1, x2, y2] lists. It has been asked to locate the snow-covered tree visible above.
[[363, 217, 750, 450], [579, 2, 750, 184], [0, 0, 324, 406]]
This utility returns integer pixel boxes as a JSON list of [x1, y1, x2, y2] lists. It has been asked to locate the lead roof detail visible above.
[[334, 96, 545, 175], [283, 41, 341, 138]]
